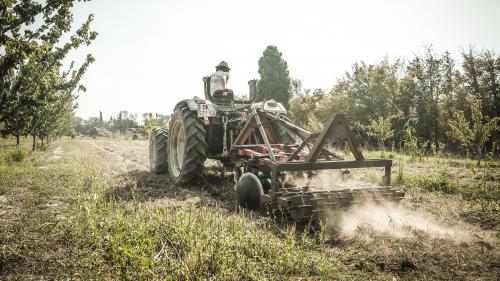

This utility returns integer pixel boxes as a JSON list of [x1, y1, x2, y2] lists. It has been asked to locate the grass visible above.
[[3, 147, 28, 163], [0, 138, 376, 280], [1, 137, 499, 280], [354, 150, 499, 232], [76, 173, 355, 280], [77, 201, 354, 280]]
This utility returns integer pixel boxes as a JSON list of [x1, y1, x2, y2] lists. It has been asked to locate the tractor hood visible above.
[[250, 99, 287, 114]]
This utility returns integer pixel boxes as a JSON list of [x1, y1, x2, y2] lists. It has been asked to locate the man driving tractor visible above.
[[210, 61, 232, 101]]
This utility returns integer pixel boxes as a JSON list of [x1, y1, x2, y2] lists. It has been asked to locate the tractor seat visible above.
[[212, 89, 234, 104]]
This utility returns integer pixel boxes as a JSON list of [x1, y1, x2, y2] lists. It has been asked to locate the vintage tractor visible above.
[[149, 76, 404, 225]]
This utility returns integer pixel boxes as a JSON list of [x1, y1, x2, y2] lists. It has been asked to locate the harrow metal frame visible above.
[[232, 110, 392, 204]]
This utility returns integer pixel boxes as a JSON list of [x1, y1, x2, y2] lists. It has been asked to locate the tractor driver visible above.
[[210, 61, 231, 96]]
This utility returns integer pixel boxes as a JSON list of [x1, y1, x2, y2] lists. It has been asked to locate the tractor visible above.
[[149, 76, 404, 225]]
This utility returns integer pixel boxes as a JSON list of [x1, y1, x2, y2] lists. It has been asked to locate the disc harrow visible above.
[[274, 186, 405, 224], [232, 111, 405, 225]]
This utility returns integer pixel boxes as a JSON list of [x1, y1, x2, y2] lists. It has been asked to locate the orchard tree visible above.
[[32, 56, 94, 146], [289, 88, 326, 131], [366, 115, 395, 151], [1, 0, 95, 107], [447, 97, 499, 166], [400, 117, 423, 159], [403, 46, 443, 151], [0, 0, 97, 148], [257, 46, 292, 108]]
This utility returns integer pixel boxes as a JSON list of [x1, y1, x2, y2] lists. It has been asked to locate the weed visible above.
[[415, 175, 459, 194], [38, 143, 48, 151], [395, 158, 405, 185], [5, 147, 28, 163]]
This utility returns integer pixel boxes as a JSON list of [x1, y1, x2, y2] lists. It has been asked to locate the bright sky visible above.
[[66, 0, 500, 120]]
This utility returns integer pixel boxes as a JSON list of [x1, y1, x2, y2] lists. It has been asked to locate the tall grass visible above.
[[76, 190, 356, 280], [3, 147, 28, 163], [0, 140, 371, 280]]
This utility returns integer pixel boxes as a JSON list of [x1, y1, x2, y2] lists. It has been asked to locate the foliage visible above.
[[5, 147, 28, 163], [142, 112, 170, 128], [287, 46, 500, 158], [74, 111, 170, 137], [257, 46, 292, 108], [447, 97, 499, 166], [288, 87, 327, 131], [400, 118, 423, 159], [0, 0, 97, 149], [415, 174, 459, 195], [365, 115, 394, 150]]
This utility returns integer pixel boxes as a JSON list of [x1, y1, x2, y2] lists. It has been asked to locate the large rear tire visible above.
[[168, 105, 207, 184], [149, 128, 169, 174]]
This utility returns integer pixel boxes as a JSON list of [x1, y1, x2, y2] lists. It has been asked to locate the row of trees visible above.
[[0, 0, 96, 149], [255, 45, 499, 163], [290, 47, 499, 161], [74, 111, 170, 135]]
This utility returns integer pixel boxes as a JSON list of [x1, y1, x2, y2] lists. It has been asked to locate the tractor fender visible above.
[[174, 97, 217, 117], [174, 98, 199, 111]]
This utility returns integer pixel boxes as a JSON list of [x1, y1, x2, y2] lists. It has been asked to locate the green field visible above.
[[0, 138, 499, 280]]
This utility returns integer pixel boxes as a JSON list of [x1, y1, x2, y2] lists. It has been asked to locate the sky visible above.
[[65, 0, 500, 120]]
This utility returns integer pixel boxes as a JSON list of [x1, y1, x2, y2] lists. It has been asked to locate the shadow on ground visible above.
[[103, 167, 238, 210]]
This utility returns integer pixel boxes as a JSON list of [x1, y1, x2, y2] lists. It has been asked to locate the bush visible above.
[[6, 147, 28, 163], [416, 176, 459, 194]]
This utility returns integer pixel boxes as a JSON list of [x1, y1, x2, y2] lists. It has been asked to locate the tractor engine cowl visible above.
[[250, 99, 287, 114]]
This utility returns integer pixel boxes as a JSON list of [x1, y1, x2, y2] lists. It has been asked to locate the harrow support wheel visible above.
[[236, 173, 263, 210]]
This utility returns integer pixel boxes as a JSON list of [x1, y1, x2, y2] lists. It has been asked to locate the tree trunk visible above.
[[16, 134, 20, 145], [476, 143, 482, 167], [32, 135, 36, 151], [426, 139, 432, 152]]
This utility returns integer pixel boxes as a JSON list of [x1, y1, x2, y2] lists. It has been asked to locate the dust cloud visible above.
[[286, 170, 351, 190], [328, 202, 473, 242], [286, 170, 483, 243], [286, 170, 379, 191]]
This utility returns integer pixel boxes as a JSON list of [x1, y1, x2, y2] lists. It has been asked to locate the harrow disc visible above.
[[276, 186, 404, 225]]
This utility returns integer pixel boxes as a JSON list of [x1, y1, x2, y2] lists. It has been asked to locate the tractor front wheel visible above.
[[149, 128, 168, 174], [168, 106, 207, 184]]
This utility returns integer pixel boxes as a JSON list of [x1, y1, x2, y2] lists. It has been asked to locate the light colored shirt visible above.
[[210, 70, 230, 96]]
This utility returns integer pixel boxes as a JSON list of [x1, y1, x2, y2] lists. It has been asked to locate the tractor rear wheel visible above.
[[168, 106, 207, 184], [149, 128, 168, 174]]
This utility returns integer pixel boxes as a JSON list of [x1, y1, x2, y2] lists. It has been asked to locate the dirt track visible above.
[[84, 139, 235, 207]]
